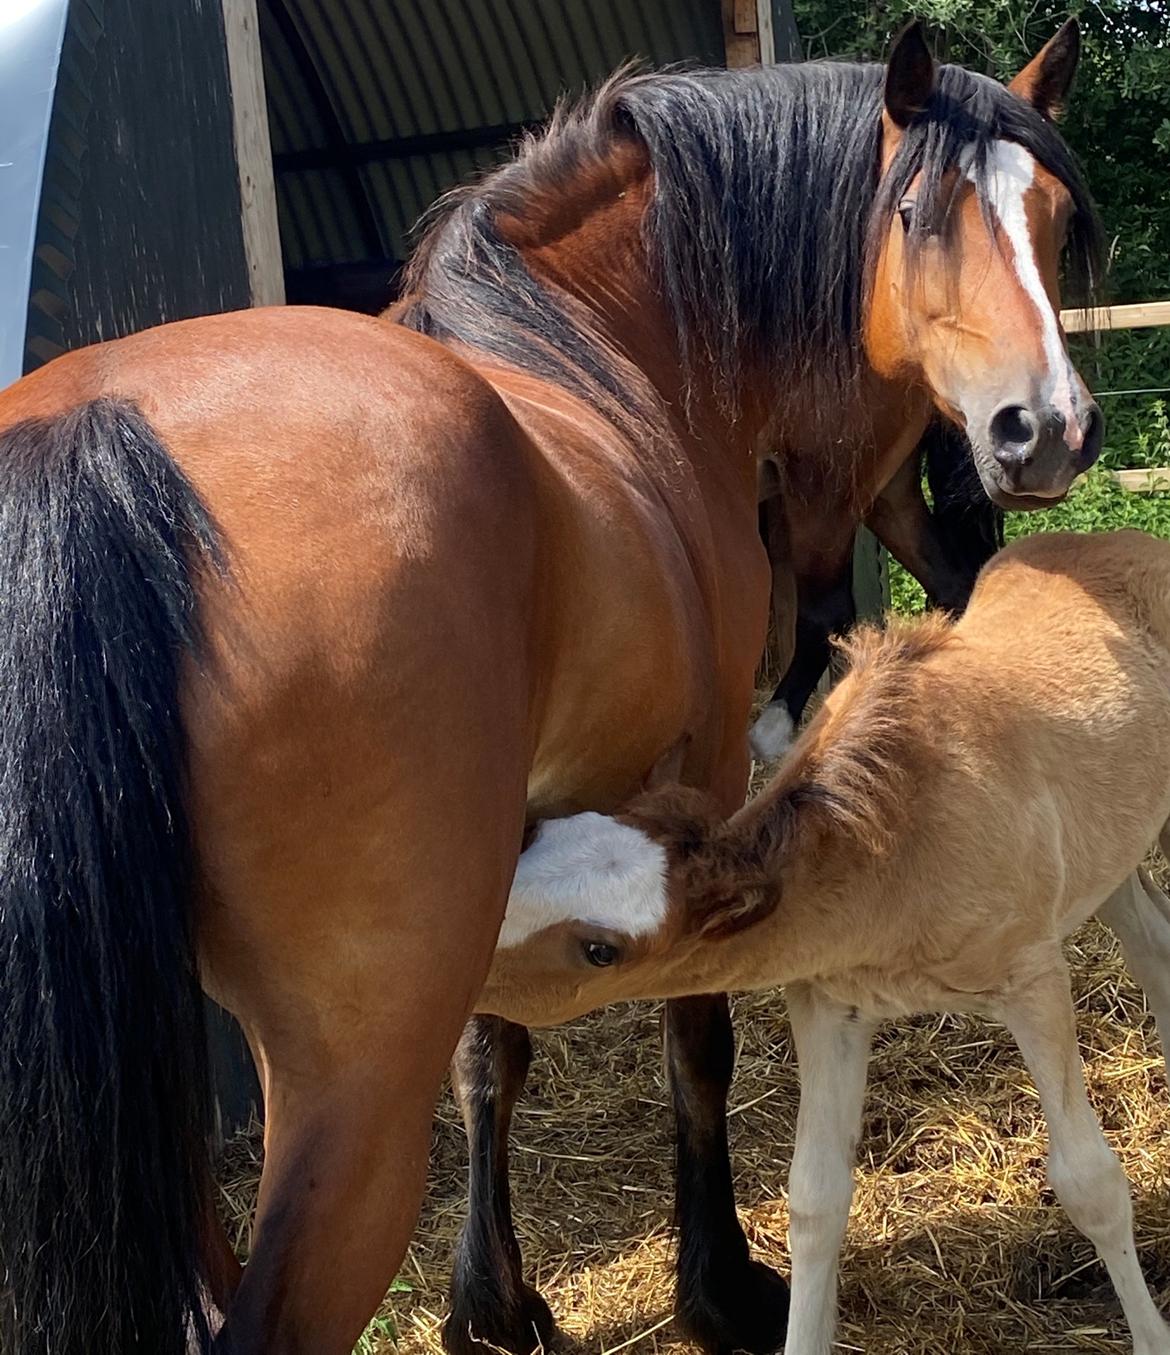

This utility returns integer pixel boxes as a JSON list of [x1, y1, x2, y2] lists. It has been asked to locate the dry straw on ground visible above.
[[216, 857, 1170, 1355]]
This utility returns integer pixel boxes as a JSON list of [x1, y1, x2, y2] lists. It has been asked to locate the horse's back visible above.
[[1, 306, 540, 621]]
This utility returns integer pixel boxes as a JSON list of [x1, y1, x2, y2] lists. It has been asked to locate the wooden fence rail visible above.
[[1061, 300, 1170, 334]]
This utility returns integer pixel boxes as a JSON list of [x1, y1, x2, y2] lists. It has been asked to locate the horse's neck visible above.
[[503, 142, 767, 487], [770, 376, 933, 515]]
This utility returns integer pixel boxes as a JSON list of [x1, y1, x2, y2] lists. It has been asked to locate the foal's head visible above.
[[482, 620, 949, 1026], [482, 790, 788, 1025], [867, 21, 1102, 506]]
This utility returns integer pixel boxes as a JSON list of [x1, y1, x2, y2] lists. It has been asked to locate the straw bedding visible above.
[[216, 854, 1170, 1355]]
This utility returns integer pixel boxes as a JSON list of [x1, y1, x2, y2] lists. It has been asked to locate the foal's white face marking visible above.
[[970, 140, 1081, 449], [499, 812, 668, 949]]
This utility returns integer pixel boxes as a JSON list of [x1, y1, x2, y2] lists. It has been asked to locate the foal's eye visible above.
[[583, 940, 620, 968], [898, 198, 916, 233]]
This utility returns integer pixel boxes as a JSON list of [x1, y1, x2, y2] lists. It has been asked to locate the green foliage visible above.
[[888, 467, 1170, 615], [1001, 465, 1170, 541], [888, 557, 928, 614], [353, 1281, 412, 1353]]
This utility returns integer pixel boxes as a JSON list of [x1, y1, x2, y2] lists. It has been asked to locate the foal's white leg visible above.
[[1002, 962, 1170, 1355], [1099, 869, 1170, 1079], [783, 982, 875, 1355]]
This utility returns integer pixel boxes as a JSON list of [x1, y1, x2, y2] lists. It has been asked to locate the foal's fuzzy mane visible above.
[[395, 59, 1101, 436], [795, 612, 956, 856], [630, 613, 955, 938]]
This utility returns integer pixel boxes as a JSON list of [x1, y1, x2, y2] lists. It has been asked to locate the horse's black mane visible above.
[[395, 60, 1101, 431]]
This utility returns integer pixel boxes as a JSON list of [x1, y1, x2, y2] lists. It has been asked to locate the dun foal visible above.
[[483, 529, 1170, 1355]]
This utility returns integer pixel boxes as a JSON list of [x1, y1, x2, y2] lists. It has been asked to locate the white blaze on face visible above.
[[968, 139, 1082, 449], [499, 812, 668, 949]]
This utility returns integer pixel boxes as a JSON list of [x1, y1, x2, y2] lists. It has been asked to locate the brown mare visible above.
[[447, 420, 1006, 1355], [444, 29, 1092, 1355], [0, 23, 1100, 1355], [486, 529, 1170, 1354]]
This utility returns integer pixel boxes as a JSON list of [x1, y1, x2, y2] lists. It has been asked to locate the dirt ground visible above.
[[219, 859, 1170, 1355]]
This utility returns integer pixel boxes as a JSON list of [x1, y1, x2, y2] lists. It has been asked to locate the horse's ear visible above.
[[884, 21, 936, 129], [1008, 19, 1080, 119]]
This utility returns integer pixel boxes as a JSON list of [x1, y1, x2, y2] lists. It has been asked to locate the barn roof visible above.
[[257, 0, 728, 304]]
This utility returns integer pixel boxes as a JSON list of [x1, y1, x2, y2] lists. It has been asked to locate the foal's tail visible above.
[[0, 399, 221, 1354]]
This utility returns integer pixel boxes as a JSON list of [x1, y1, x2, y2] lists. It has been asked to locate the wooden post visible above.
[[722, 0, 762, 67], [851, 526, 890, 621], [221, 0, 284, 305], [723, 0, 803, 66]]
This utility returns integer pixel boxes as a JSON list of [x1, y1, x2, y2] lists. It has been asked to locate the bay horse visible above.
[[751, 420, 1003, 761], [484, 528, 1170, 1355], [448, 420, 1005, 1355], [442, 28, 1089, 1355], [0, 23, 1100, 1355]]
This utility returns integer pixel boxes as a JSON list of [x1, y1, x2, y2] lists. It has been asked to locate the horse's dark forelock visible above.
[[396, 59, 1102, 433]]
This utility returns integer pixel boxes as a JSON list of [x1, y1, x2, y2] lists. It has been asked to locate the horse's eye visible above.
[[583, 940, 620, 968], [898, 199, 915, 233]]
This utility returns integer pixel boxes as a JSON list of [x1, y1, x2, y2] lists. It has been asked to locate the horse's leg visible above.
[[750, 578, 852, 763], [1098, 869, 1170, 1080], [750, 500, 798, 761], [783, 983, 874, 1355], [865, 451, 977, 613], [444, 1016, 555, 1355], [1001, 961, 1170, 1354], [213, 1045, 445, 1355], [667, 994, 790, 1355], [205, 842, 518, 1355]]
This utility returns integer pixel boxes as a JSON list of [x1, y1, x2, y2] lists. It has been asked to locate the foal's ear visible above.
[[1008, 19, 1080, 119], [884, 21, 936, 129]]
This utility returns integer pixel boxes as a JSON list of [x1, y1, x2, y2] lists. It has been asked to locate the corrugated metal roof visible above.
[[258, 0, 726, 282]]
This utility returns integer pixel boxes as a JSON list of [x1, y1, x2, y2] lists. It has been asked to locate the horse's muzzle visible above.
[[987, 400, 1103, 500]]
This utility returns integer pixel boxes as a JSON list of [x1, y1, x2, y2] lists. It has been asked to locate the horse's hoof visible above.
[[442, 1281, 557, 1355], [748, 705, 794, 763], [676, 1258, 790, 1355]]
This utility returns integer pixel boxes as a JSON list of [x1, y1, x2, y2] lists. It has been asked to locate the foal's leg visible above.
[[783, 983, 874, 1355], [444, 1016, 554, 1355], [1001, 962, 1170, 1354], [666, 994, 790, 1355], [1099, 870, 1170, 1077]]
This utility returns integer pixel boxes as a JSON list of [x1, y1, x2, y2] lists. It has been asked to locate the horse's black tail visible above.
[[0, 399, 222, 1355]]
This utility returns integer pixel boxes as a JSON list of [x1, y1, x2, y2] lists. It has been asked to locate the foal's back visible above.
[[907, 529, 1170, 959]]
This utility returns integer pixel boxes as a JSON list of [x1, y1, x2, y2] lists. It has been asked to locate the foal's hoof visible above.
[[676, 1258, 790, 1355], [442, 1282, 557, 1355]]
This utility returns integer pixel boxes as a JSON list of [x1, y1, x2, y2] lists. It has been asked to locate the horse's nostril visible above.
[[1081, 404, 1104, 466], [989, 405, 1036, 466]]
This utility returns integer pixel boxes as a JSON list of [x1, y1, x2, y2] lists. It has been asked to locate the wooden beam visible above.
[[1061, 300, 1170, 333], [722, 0, 761, 67], [222, 0, 284, 306], [1113, 467, 1170, 494], [723, 1, 803, 67], [756, 0, 776, 63]]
